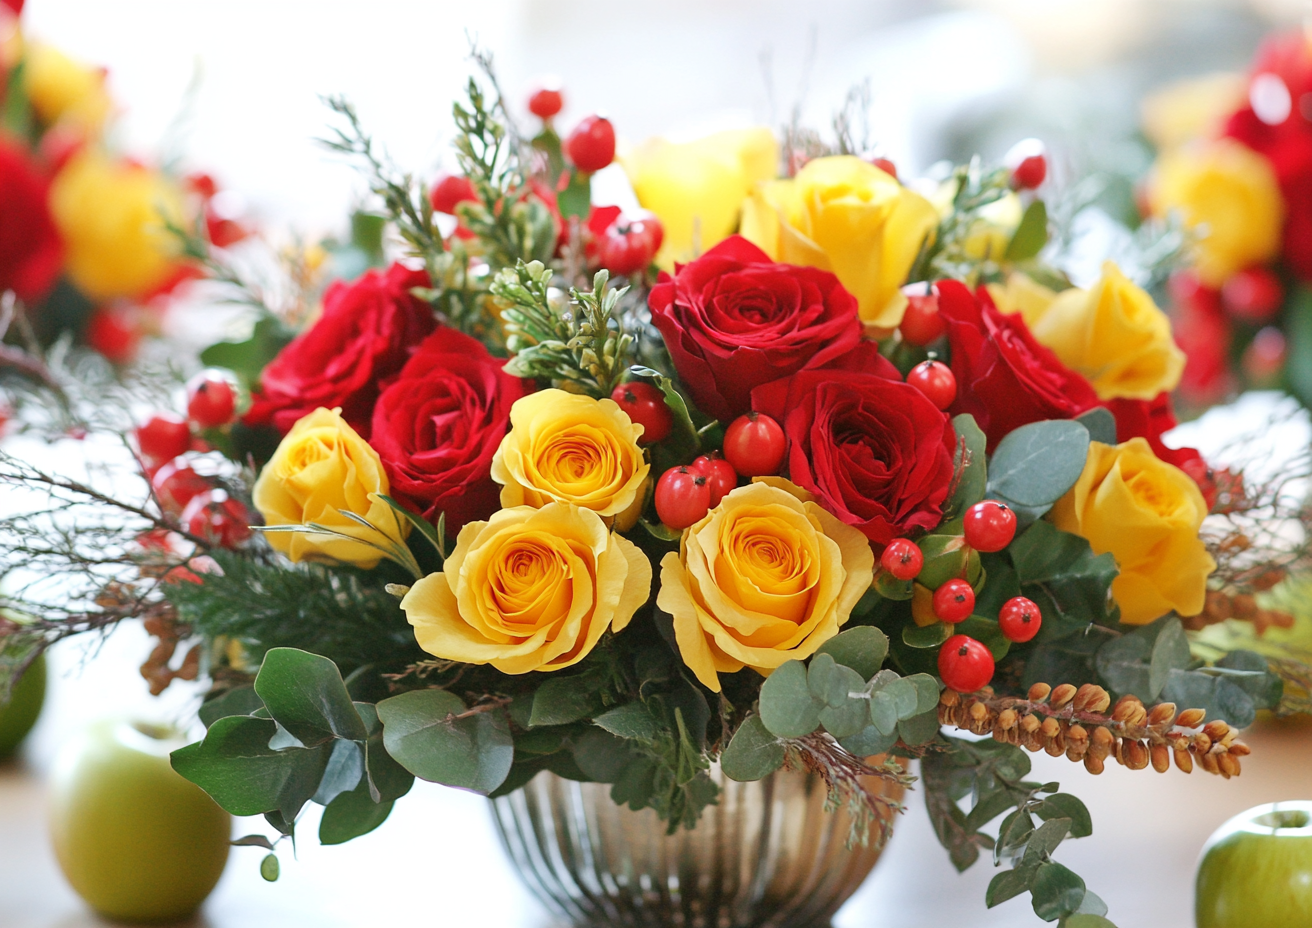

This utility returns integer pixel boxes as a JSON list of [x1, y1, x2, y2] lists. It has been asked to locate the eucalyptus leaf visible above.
[[987, 420, 1090, 508], [254, 648, 367, 746], [311, 739, 364, 807], [903, 622, 953, 649], [1031, 861, 1086, 922], [987, 866, 1036, 908], [808, 653, 865, 708], [759, 660, 824, 739], [1036, 793, 1093, 839], [720, 715, 786, 781], [945, 413, 988, 520], [1004, 199, 1048, 261], [897, 708, 942, 746], [819, 698, 871, 739], [839, 724, 898, 757], [1075, 407, 1117, 446], [529, 675, 602, 727], [869, 690, 900, 736], [319, 778, 393, 845], [199, 685, 265, 729], [377, 689, 514, 794], [593, 702, 661, 742], [816, 626, 889, 680]]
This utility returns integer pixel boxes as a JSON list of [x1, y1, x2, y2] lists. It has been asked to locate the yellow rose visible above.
[[962, 191, 1023, 261], [49, 152, 186, 302], [623, 127, 778, 269], [1148, 139, 1283, 287], [1050, 438, 1215, 626], [491, 389, 649, 519], [24, 42, 112, 134], [400, 503, 652, 674], [741, 155, 939, 329], [1028, 261, 1185, 401], [1140, 72, 1246, 152], [985, 272, 1059, 330], [252, 408, 407, 568], [657, 481, 874, 692]]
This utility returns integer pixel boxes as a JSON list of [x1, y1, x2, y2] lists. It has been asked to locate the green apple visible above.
[[1196, 800, 1312, 927], [48, 719, 232, 923], [0, 652, 45, 757]]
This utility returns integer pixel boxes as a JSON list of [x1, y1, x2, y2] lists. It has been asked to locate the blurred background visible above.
[[6, 1, 1312, 926]]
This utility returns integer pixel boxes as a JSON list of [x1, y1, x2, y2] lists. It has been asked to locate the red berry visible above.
[[962, 500, 1017, 552], [183, 490, 252, 548], [998, 596, 1042, 643], [899, 290, 945, 346], [655, 466, 711, 530], [880, 539, 923, 581], [186, 371, 237, 429], [135, 413, 192, 464], [1242, 326, 1286, 384], [690, 453, 738, 507], [86, 307, 141, 364], [528, 82, 564, 120], [906, 360, 956, 410], [938, 634, 995, 693], [933, 579, 975, 623], [595, 213, 664, 276], [1005, 138, 1047, 190], [565, 115, 616, 173], [870, 157, 898, 180], [723, 412, 787, 477], [430, 174, 478, 215], [611, 381, 673, 444], [151, 458, 211, 514], [1221, 267, 1283, 323]]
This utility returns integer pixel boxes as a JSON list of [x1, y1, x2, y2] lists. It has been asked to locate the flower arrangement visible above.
[[2, 52, 1310, 928], [0, 1, 244, 366]]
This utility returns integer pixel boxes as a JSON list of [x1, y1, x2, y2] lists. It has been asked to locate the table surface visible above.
[[3, 623, 1311, 928]]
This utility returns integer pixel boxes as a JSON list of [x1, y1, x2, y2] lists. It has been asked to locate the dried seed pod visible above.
[[1150, 743, 1170, 773], [1050, 684, 1078, 709], [1200, 752, 1221, 775], [1072, 684, 1110, 713], [1084, 753, 1105, 775], [176, 644, 201, 681], [1112, 695, 1144, 723], [1218, 754, 1241, 778], [1040, 717, 1062, 739], [969, 701, 990, 722], [1090, 726, 1115, 751], [1125, 740, 1149, 770], [1067, 724, 1088, 744], [1227, 740, 1251, 757], [1202, 590, 1232, 622], [1028, 682, 1052, 702], [1045, 739, 1066, 757], [1174, 749, 1194, 774], [1230, 593, 1257, 618], [1147, 702, 1178, 727], [1193, 733, 1213, 755], [1202, 721, 1231, 742], [940, 690, 961, 707], [1176, 708, 1207, 728], [1021, 713, 1042, 734], [997, 708, 1018, 730]]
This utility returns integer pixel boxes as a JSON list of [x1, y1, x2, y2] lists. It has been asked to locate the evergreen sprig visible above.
[[496, 262, 634, 397], [914, 157, 1015, 285]]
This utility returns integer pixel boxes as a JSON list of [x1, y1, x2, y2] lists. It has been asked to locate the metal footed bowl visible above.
[[489, 766, 901, 928]]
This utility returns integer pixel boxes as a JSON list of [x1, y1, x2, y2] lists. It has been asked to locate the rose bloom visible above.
[[1027, 261, 1186, 401], [657, 481, 874, 693], [740, 155, 938, 329], [648, 235, 862, 422], [491, 389, 649, 524], [0, 137, 62, 303], [369, 327, 531, 532], [48, 151, 186, 302], [244, 262, 435, 439], [623, 127, 777, 269], [23, 41, 112, 136], [1051, 438, 1215, 625], [401, 503, 651, 674], [252, 407, 408, 569], [1104, 393, 1204, 474], [1147, 139, 1283, 287], [751, 343, 956, 544], [938, 281, 1099, 451], [985, 272, 1060, 329]]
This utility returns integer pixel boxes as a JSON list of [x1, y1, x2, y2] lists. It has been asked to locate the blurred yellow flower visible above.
[[1029, 261, 1185, 401], [491, 389, 649, 520], [962, 191, 1023, 262], [740, 155, 938, 329], [1051, 438, 1215, 625], [253, 407, 408, 569], [657, 480, 874, 692], [1148, 139, 1283, 287], [49, 152, 186, 301], [1141, 72, 1246, 152], [401, 503, 651, 674], [24, 42, 112, 134], [985, 272, 1059, 329], [622, 127, 777, 269]]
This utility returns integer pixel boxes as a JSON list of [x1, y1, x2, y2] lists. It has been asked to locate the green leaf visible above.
[[1036, 793, 1093, 839], [260, 854, 280, 882], [987, 866, 1036, 908], [956, 615, 1012, 661], [1286, 286, 1312, 408], [529, 675, 601, 727], [377, 690, 514, 794], [319, 777, 393, 845], [254, 649, 367, 746], [557, 168, 592, 219], [1075, 890, 1109, 916], [873, 570, 914, 601], [1149, 618, 1192, 699], [965, 784, 1019, 832], [199, 686, 265, 728], [897, 708, 942, 746], [816, 626, 889, 680], [170, 716, 330, 818], [908, 673, 942, 714], [987, 419, 1090, 509], [1010, 521, 1119, 636], [628, 365, 701, 464], [820, 697, 871, 739], [571, 728, 639, 783], [1024, 817, 1073, 863], [593, 703, 660, 742], [903, 621, 953, 649], [1075, 408, 1117, 446], [808, 653, 865, 708], [610, 756, 657, 810], [945, 413, 988, 520], [916, 534, 970, 590], [1216, 651, 1285, 708], [1004, 199, 1048, 261], [1096, 617, 1190, 701], [758, 660, 824, 739], [354, 703, 414, 803], [1031, 861, 1087, 921], [839, 724, 898, 757], [720, 715, 786, 781], [311, 739, 364, 806], [1159, 669, 1259, 728], [377, 494, 445, 560], [877, 675, 920, 720], [1063, 916, 1117, 928], [200, 316, 294, 392]]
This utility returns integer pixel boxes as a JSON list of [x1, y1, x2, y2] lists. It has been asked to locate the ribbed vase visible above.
[[489, 766, 901, 928]]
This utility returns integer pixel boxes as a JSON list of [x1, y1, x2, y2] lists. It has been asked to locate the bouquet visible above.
[[0, 0, 244, 367], [2, 53, 1307, 928]]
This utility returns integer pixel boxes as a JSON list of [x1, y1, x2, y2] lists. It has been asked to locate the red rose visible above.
[[244, 262, 434, 438], [0, 136, 62, 303], [369, 327, 531, 532], [649, 235, 862, 422], [1103, 393, 1203, 472], [939, 281, 1100, 451], [752, 354, 956, 545]]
